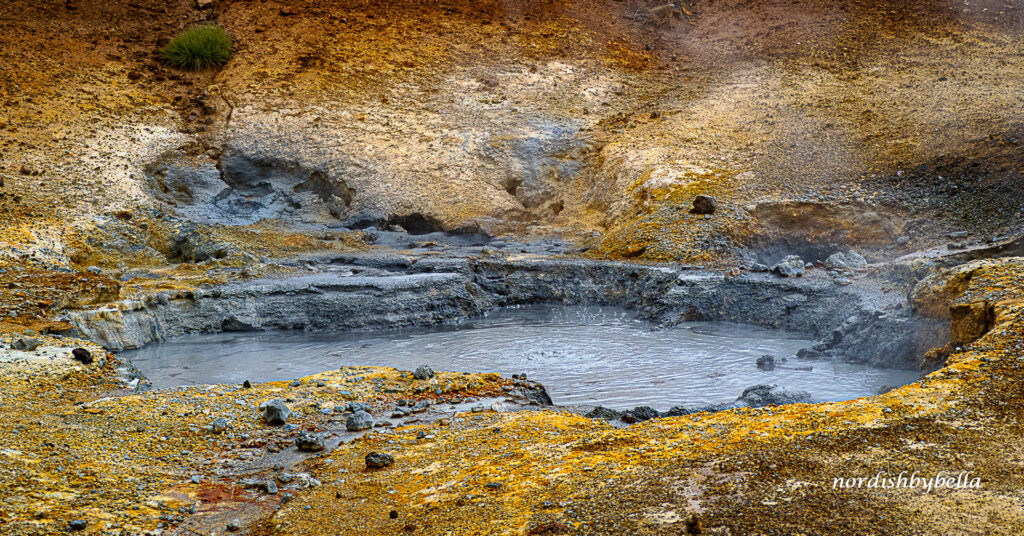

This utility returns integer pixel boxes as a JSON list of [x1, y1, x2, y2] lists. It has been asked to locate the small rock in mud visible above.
[[69, 520, 87, 531], [346, 410, 374, 431], [210, 417, 230, 434], [585, 406, 622, 421], [621, 406, 661, 423], [690, 195, 717, 215], [296, 432, 325, 452], [261, 399, 291, 425], [366, 451, 394, 469], [11, 338, 42, 351], [227, 519, 241, 531], [751, 263, 770, 272], [771, 255, 805, 277], [413, 364, 436, 380], [756, 355, 776, 371], [71, 347, 93, 364]]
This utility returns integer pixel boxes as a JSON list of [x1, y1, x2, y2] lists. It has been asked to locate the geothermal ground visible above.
[[2, 0, 1024, 534]]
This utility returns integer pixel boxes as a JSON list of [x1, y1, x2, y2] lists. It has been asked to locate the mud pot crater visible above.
[[69, 249, 947, 414]]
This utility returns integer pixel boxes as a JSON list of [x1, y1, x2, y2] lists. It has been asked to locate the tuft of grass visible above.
[[162, 25, 231, 70]]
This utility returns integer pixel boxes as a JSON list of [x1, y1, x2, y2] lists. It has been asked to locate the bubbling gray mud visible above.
[[124, 305, 921, 410]]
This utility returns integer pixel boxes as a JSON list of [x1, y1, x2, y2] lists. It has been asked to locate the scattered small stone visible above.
[[751, 263, 770, 272], [210, 417, 229, 434], [948, 230, 969, 239], [190, 475, 202, 484], [227, 519, 241, 531], [346, 410, 374, 431], [260, 399, 291, 425], [365, 451, 394, 469], [295, 432, 325, 452], [389, 510, 399, 520], [756, 355, 776, 371], [242, 380, 252, 389], [265, 481, 278, 494], [511, 373, 528, 380], [413, 365, 435, 380], [690, 195, 717, 215], [415, 430, 427, 439], [485, 482, 503, 490], [71, 347, 93, 364], [282, 493, 295, 504], [69, 520, 87, 531], [289, 380, 301, 387]]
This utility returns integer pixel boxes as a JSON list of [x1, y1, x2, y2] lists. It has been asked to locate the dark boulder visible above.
[[296, 432, 325, 452], [366, 451, 394, 469], [71, 347, 93, 364], [690, 195, 717, 215]]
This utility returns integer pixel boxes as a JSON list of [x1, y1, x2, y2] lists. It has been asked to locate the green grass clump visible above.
[[162, 25, 231, 70]]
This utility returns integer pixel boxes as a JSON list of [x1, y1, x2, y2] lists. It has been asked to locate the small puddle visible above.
[[123, 305, 922, 410]]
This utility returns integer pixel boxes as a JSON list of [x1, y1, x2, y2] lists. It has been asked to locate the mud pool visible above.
[[124, 305, 922, 410]]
